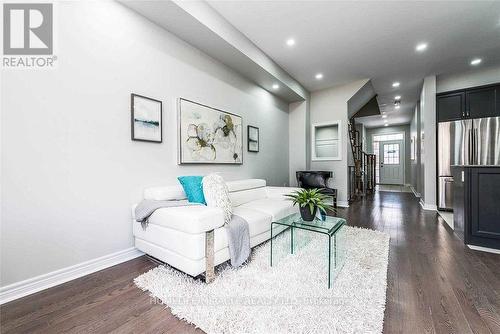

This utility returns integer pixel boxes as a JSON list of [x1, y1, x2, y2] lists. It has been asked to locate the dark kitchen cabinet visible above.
[[451, 167, 465, 240], [437, 92, 465, 122], [497, 86, 500, 116], [452, 166, 500, 250], [437, 83, 500, 122], [469, 167, 500, 248], [466, 86, 498, 118]]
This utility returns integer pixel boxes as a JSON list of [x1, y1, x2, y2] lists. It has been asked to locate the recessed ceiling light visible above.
[[395, 95, 401, 100], [384, 124, 389, 127], [382, 115, 387, 118], [415, 43, 428, 52], [395, 105, 401, 109], [392, 82, 400, 87], [315, 73, 323, 80], [286, 38, 295, 47], [470, 58, 482, 66], [272, 84, 279, 90]]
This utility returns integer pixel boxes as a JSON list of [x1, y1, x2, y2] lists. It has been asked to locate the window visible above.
[[373, 133, 404, 142], [372, 141, 380, 184], [383, 144, 400, 164]]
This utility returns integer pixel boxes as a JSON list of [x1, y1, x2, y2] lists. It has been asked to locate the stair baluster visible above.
[[348, 119, 376, 203]]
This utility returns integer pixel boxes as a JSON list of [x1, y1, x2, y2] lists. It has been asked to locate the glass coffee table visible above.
[[270, 212, 346, 288]]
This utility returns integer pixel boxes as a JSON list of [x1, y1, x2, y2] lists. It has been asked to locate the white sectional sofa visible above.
[[132, 179, 299, 279]]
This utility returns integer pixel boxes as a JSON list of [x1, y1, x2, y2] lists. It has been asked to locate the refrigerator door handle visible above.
[[473, 128, 478, 165], [468, 128, 473, 165], [462, 119, 472, 166]]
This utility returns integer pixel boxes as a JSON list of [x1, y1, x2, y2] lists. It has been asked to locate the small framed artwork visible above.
[[247, 125, 259, 152], [131, 93, 162, 143]]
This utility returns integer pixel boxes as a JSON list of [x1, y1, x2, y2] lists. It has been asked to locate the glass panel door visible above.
[[379, 140, 404, 184], [372, 133, 405, 184]]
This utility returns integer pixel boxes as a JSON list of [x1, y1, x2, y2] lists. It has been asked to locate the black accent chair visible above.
[[296, 171, 337, 208]]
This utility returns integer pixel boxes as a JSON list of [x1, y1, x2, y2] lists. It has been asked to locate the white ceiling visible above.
[[120, 0, 308, 103], [208, 1, 500, 128]]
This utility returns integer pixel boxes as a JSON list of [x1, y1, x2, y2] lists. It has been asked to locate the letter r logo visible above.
[[3, 3, 53, 55]]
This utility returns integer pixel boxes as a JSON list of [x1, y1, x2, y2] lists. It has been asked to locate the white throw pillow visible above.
[[203, 173, 232, 224]]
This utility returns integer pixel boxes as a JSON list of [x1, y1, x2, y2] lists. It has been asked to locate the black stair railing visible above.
[[348, 119, 376, 203]]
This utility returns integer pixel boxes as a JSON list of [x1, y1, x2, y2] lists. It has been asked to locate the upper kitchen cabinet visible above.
[[437, 91, 465, 122], [466, 86, 498, 119], [437, 84, 500, 122]]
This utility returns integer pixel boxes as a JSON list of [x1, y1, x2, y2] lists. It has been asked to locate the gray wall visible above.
[[289, 100, 310, 186], [365, 125, 411, 185], [309, 79, 369, 205], [410, 103, 422, 196], [420, 96, 426, 201], [420, 76, 437, 207], [1, 1, 290, 286]]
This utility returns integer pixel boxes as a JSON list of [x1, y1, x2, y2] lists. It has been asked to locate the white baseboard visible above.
[[409, 185, 421, 198], [337, 200, 349, 208], [419, 199, 437, 211], [467, 245, 500, 255], [0, 247, 144, 305], [437, 210, 454, 229]]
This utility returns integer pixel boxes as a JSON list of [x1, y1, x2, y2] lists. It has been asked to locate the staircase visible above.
[[348, 119, 376, 202]]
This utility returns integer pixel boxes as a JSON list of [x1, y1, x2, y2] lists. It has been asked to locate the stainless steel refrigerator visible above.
[[438, 116, 500, 210]]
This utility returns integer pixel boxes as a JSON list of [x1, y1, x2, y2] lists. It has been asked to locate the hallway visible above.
[[344, 192, 500, 333], [1, 193, 499, 333]]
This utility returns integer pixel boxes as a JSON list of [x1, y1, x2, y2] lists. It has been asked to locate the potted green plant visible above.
[[284, 188, 333, 221]]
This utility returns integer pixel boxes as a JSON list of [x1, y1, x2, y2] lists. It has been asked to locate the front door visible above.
[[379, 140, 404, 185]]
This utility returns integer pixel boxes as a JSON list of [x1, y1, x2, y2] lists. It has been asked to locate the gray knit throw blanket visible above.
[[134, 199, 201, 229]]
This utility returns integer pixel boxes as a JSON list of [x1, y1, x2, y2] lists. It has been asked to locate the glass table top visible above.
[[273, 213, 345, 235]]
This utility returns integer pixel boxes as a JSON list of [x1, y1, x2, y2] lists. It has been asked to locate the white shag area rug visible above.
[[135, 226, 390, 334]]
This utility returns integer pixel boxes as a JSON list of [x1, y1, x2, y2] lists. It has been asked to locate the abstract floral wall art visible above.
[[178, 98, 242, 164]]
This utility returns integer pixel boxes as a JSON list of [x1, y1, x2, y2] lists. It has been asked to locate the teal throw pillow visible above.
[[178, 176, 206, 204]]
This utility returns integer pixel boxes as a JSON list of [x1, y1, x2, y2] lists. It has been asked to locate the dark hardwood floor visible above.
[[1, 192, 499, 333]]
